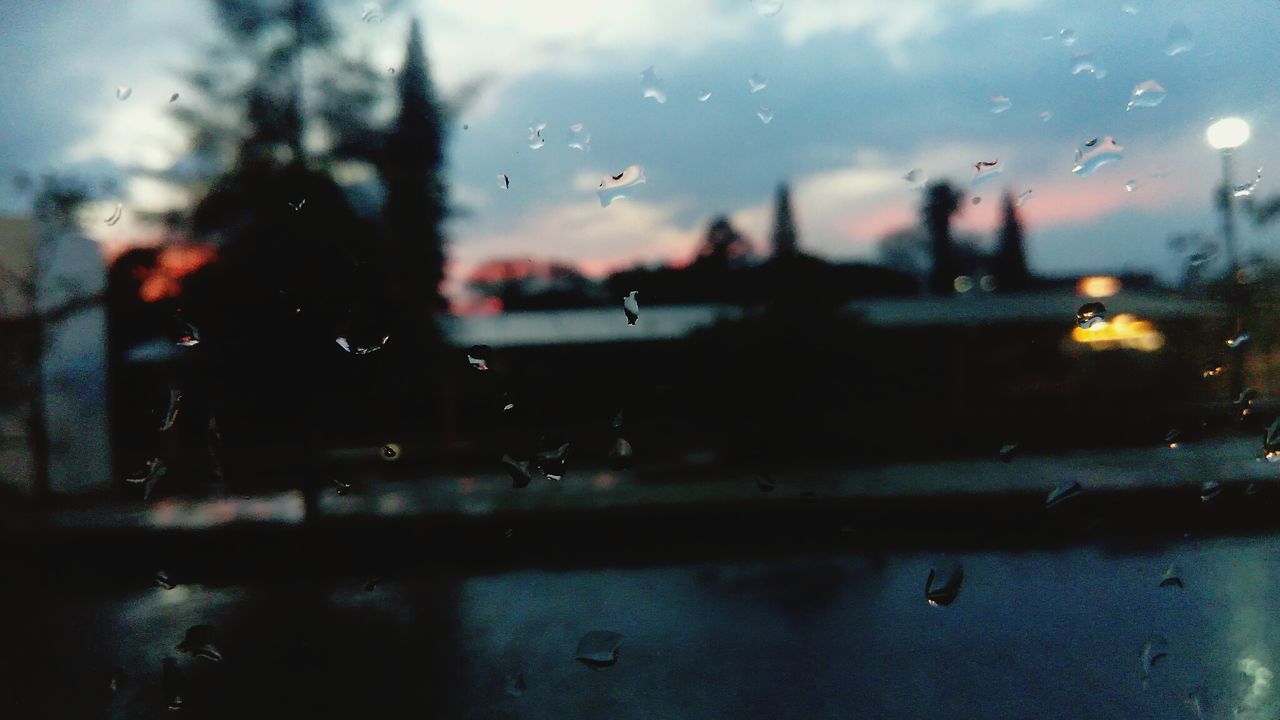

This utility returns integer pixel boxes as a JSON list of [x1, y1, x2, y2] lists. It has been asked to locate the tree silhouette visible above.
[[694, 216, 753, 272], [991, 192, 1030, 292], [770, 183, 799, 259], [923, 181, 963, 295], [381, 19, 448, 318]]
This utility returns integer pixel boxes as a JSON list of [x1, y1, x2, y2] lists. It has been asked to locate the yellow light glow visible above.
[[1070, 313, 1164, 351], [1077, 276, 1121, 298]]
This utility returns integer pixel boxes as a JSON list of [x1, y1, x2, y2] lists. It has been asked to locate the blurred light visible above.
[[953, 275, 974, 293], [1207, 117, 1250, 150], [979, 275, 996, 292], [1077, 275, 1121, 298], [1070, 313, 1164, 351]]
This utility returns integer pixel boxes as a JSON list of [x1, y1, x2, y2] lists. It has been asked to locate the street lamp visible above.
[[1206, 117, 1250, 399], [1206, 117, 1250, 276]]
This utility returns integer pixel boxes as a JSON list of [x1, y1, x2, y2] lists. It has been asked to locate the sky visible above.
[[2, 0, 1280, 294]]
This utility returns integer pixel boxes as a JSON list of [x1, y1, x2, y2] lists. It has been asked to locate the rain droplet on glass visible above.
[[640, 66, 668, 104], [1058, 28, 1076, 46], [1199, 480, 1222, 503], [752, 0, 784, 16], [1202, 362, 1225, 378], [1015, 189, 1033, 207], [622, 290, 640, 325], [612, 410, 625, 433], [971, 159, 1002, 186], [159, 387, 182, 432], [608, 436, 634, 470], [288, 198, 306, 211], [361, 2, 383, 22], [1140, 635, 1169, 685], [116, 85, 132, 101], [534, 440, 571, 482], [1045, 479, 1082, 510], [1164, 428, 1181, 449], [503, 454, 536, 489], [125, 458, 167, 501], [1126, 179, 1138, 192], [971, 196, 982, 205], [467, 344, 491, 370], [155, 570, 176, 590], [1039, 111, 1052, 122], [598, 166, 646, 208], [748, 73, 768, 94], [903, 168, 925, 186], [527, 121, 546, 149], [1121, 2, 1139, 15], [576, 630, 623, 668], [177, 624, 223, 662], [1227, 333, 1250, 349], [567, 123, 591, 152], [332, 477, 352, 496], [1072, 136, 1124, 176], [756, 106, 774, 124], [105, 203, 123, 226], [335, 335, 388, 355], [1233, 167, 1262, 198], [1165, 20, 1193, 57], [498, 173, 509, 189], [163, 658, 184, 711], [924, 560, 964, 606], [1159, 564, 1184, 588], [364, 577, 383, 592], [381, 443, 402, 461], [1076, 301, 1106, 328], [988, 95, 1012, 114], [169, 93, 180, 103], [756, 473, 776, 492], [998, 442, 1019, 463], [1126, 80, 1166, 111], [1069, 51, 1108, 79], [1265, 416, 1280, 452], [697, 89, 712, 102], [504, 671, 527, 697]]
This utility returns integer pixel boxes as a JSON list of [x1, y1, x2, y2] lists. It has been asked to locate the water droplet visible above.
[[1165, 20, 1193, 57], [288, 198, 306, 211], [1164, 428, 1182, 449], [1202, 362, 1225, 379], [364, 577, 382, 592], [971, 159, 1002, 186], [1126, 80, 1166, 111], [608, 437, 634, 471], [598, 166, 646, 208], [177, 624, 223, 662], [756, 473, 776, 492], [1125, 179, 1138, 192], [163, 658, 184, 711], [751, 0, 784, 16], [640, 66, 667, 104], [1039, 111, 1053, 122], [104, 202, 123, 226], [697, 89, 712, 102], [504, 671, 527, 697], [388, 67, 395, 75], [953, 275, 974, 293], [1266, 417, 1280, 452], [1076, 302, 1106, 328], [467, 345, 491, 371], [159, 387, 182, 432], [498, 173, 509, 189], [1045, 479, 1082, 510], [612, 410, 625, 433], [988, 95, 1012, 113], [1227, 333, 1250, 349], [503, 454, 536, 489], [622, 290, 640, 325], [116, 85, 132, 101], [998, 442, 1019, 463], [1069, 51, 1108, 79], [756, 106, 774, 124], [1199, 480, 1222, 503], [924, 560, 964, 606], [971, 196, 982, 205], [567, 123, 591, 152], [332, 477, 351, 496], [1015, 189, 1033, 207], [982, 275, 998, 291], [1121, 3, 1139, 15], [527, 121, 546, 149], [462, 123, 469, 130], [381, 443, 401, 461], [534, 440, 571, 481], [361, 2, 383, 22], [1159, 564, 1184, 588], [903, 168, 925, 186], [335, 335, 389, 355], [1058, 28, 1076, 46], [125, 458, 167, 501], [1072, 136, 1124, 176], [576, 630, 623, 668], [1233, 167, 1263, 198], [748, 73, 769, 94], [1141, 635, 1169, 684], [155, 570, 176, 590], [169, 93, 180, 103], [1189, 243, 1218, 266]]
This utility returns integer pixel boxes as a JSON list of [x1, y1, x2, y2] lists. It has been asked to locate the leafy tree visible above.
[[923, 181, 963, 295]]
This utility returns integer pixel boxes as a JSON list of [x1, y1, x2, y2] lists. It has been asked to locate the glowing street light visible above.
[[1206, 117, 1251, 151], [1206, 117, 1250, 399]]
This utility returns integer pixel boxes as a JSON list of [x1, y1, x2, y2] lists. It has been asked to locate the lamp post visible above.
[[1206, 117, 1250, 400]]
